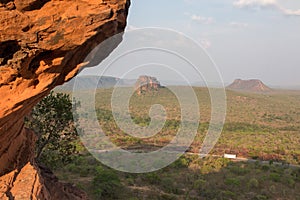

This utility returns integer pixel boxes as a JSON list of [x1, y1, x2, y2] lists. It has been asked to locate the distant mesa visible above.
[[56, 75, 136, 91], [135, 75, 162, 95], [57, 75, 163, 92], [227, 79, 272, 92]]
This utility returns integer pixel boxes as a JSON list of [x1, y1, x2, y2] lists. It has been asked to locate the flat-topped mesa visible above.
[[227, 79, 272, 93], [0, 0, 130, 199], [135, 75, 162, 95]]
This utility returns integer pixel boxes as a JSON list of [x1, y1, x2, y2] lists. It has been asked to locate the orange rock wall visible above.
[[0, 0, 130, 199]]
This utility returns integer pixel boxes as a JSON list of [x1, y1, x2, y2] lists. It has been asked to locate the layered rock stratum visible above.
[[0, 0, 130, 199], [227, 79, 272, 93]]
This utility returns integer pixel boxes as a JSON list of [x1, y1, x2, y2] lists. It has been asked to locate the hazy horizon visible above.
[[65, 74, 300, 90], [78, 0, 300, 89], [124, 0, 300, 87]]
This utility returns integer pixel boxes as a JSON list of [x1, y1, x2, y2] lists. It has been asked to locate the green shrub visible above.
[[66, 163, 78, 173], [225, 178, 240, 186], [76, 183, 85, 190], [79, 167, 91, 177], [248, 178, 259, 189], [221, 190, 236, 199], [269, 173, 281, 182], [144, 172, 161, 184], [172, 157, 190, 168], [131, 116, 151, 127], [284, 177, 296, 188], [160, 193, 177, 200], [85, 156, 99, 166], [200, 157, 230, 173], [254, 194, 268, 200], [161, 177, 181, 194], [229, 166, 250, 175], [261, 165, 270, 171], [74, 156, 85, 165], [269, 185, 276, 193], [224, 122, 273, 133], [92, 166, 122, 198], [126, 177, 135, 186], [194, 179, 207, 190]]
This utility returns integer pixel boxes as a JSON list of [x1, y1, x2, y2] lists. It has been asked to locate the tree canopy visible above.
[[26, 91, 79, 168]]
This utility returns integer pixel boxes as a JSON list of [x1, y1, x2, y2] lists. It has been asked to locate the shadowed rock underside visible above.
[[0, 0, 130, 199]]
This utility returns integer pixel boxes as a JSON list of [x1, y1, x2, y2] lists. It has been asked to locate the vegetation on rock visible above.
[[26, 92, 79, 168]]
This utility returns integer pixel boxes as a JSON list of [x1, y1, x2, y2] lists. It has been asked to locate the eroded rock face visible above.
[[135, 75, 162, 95], [0, 0, 130, 199]]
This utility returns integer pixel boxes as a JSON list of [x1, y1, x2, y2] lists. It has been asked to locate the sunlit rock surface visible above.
[[0, 0, 130, 199]]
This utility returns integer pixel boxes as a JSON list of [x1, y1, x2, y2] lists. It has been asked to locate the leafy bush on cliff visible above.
[[26, 91, 79, 168]]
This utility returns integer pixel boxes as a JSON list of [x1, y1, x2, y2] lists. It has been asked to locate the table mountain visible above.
[[135, 75, 162, 95], [227, 79, 272, 92]]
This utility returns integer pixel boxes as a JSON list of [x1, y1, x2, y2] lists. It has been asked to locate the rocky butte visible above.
[[0, 0, 130, 199], [135, 75, 162, 95], [227, 79, 272, 93]]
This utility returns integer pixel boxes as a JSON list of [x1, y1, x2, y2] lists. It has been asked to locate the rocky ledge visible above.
[[0, 0, 130, 199]]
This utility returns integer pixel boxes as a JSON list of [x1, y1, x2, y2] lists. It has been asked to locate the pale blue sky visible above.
[[125, 0, 300, 87]]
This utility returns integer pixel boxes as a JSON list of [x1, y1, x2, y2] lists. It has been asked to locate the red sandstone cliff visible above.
[[0, 0, 130, 199]]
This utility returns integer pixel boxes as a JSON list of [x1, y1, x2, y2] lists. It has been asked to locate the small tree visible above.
[[26, 91, 79, 168]]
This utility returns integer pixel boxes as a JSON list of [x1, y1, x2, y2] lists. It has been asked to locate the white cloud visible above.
[[199, 39, 211, 49], [233, 0, 276, 8], [233, 0, 300, 16], [229, 21, 249, 28], [279, 7, 300, 16], [191, 15, 215, 24]]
